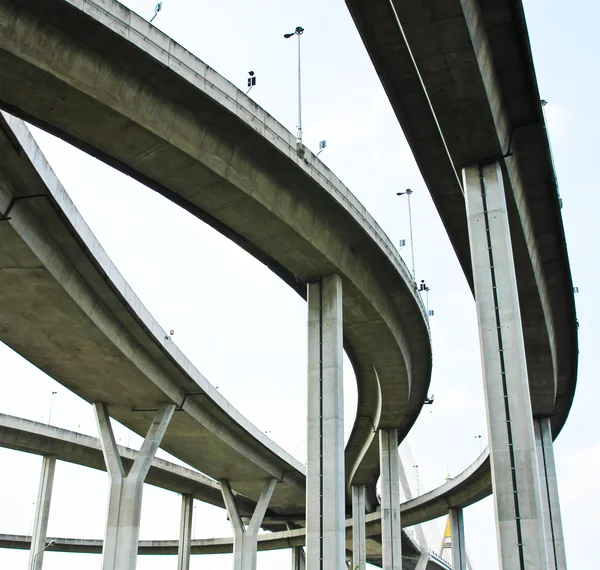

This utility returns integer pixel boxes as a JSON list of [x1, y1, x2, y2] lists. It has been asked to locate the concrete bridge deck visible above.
[[0, 0, 431, 512], [345, 0, 578, 435]]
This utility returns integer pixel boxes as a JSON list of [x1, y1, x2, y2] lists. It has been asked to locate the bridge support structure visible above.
[[449, 508, 467, 570], [28, 455, 56, 570], [379, 428, 402, 569], [352, 484, 367, 570], [220, 478, 277, 570], [292, 545, 306, 570], [306, 275, 345, 570], [177, 494, 193, 570], [464, 162, 548, 569], [94, 402, 175, 570], [534, 417, 567, 570]]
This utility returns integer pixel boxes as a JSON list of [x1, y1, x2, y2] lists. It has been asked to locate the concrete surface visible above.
[[177, 494, 193, 570], [0, 0, 432, 510], [0, 414, 487, 567], [464, 162, 547, 568], [95, 403, 175, 570], [307, 276, 345, 569], [379, 429, 402, 569], [344, 0, 578, 439], [220, 478, 277, 570], [28, 455, 56, 570]]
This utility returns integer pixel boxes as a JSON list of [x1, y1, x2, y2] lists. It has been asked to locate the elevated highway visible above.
[[345, 0, 578, 433], [0, 0, 432, 512], [0, 412, 490, 568]]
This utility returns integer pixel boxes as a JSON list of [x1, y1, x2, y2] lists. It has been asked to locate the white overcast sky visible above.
[[0, 0, 598, 569]]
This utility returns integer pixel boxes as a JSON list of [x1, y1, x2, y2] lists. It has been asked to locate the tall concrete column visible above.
[[28, 455, 56, 570], [449, 508, 467, 570], [220, 478, 277, 570], [534, 417, 567, 570], [177, 494, 194, 570], [94, 402, 175, 570], [292, 546, 306, 570], [306, 275, 345, 570], [352, 485, 366, 570], [379, 428, 402, 570], [464, 162, 548, 569]]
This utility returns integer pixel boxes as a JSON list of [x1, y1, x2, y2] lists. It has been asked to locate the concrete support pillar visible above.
[[94, 402, 175, 570], [292, 546, 306, 570], [306, 275, 345, 570], [28, 455, 56, 570], [464, 162, 548, 569], [379, 428, 402, 570], [177, 494, 194, 570], [352, 485, 366, 570], [220, 478, 277, 570], [534, 417, 567, 570], [449, 508, 467, 570]]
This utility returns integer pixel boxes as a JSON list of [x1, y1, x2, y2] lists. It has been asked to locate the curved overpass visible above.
[[0, 412, 491, 568], [345, 0, 577, 435], [0, 0, 431, 510]]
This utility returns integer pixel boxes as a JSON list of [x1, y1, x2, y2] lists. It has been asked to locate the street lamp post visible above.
[[397, 189, 415, 282], [32, 539, 56, 568], [47, 391, 57, 425], [284, 26, 305, 146]]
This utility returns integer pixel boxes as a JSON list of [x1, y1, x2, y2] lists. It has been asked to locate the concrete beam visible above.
[[307, 275, 345, 570], [534, 418, 567, 570], [379, 429, 402, 569], [95, 403, 175, 570], [28, 455, 56, 570], [220, 478, 277, 570], [464, 162, 547, 569], [177, 494, 193, 570]]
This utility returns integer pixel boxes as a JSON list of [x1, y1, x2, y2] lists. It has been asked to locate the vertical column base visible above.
[[95, 403, 175, 570], [352, 485, 366, 570], [379, 428, 402, 570], [177, 494, 193, 570], [306, 275, 345, 570], [220, 478, 277, 570], [463, 162, 548, 569], [535, 417, 567, 570], [28, 455, 56, 570], [450, 508, 467, 570]]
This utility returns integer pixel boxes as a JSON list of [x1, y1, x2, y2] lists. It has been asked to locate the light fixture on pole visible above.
[[317, 140, 326, 156], [150, 2, 162, 23], [47, 391, 57, 425], [246, 71, 256, 95], [283, 26, 305, 148], [397, 189, 415, 282], [32, 539, 56, 566]]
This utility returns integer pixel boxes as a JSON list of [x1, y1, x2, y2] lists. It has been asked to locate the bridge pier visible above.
[[306, 275, 345, 570], [449, 508, 467, 570], [94, 402, 175, 570], [352, 484, 367, 570], [534, 417, 567, 570], [464, 162, 548, 569], [177, 494, 193, 570], [379, 428, 402, 570], [220, 478, 277, 570], [28, 455, 56, 570], [292, 546, 306, 570]]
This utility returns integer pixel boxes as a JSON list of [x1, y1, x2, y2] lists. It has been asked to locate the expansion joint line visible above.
[[478, 164, 525, 570], [539, 419, 559, 570], [318, 277, 324, 570]]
